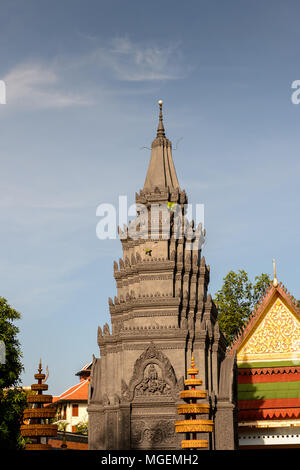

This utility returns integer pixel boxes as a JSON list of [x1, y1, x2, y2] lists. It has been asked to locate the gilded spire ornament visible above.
[[175, 356, 213, 449], [21, 360, 57, 450], [273, 258, 278, 287]]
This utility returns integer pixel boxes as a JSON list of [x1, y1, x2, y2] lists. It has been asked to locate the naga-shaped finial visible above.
[[42, 365, 49, 384]]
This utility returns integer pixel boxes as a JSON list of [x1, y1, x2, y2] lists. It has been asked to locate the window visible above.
[[72, 404, 79, 417], [63, 405, 67, 420]]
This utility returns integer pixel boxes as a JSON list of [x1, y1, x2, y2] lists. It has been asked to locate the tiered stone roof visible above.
[[97, 103, 222, 357]]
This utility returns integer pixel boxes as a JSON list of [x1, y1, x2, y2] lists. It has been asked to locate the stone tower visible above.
[[88, 102, 237, 450]]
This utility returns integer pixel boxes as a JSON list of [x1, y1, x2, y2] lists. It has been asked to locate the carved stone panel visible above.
[[134, 363, 172, 398], [131, 419, 176, 449], [122, 342, 180, 403]]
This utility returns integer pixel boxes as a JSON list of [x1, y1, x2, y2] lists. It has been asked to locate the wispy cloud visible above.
[[2, 37, 187, 110], [3, 62, 92, 109], [95, 37, 186, 82]]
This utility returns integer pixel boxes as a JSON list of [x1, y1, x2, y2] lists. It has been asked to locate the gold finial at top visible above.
[[38, 358, 42, 373], [273, 259, 278, 287], [187, 355, 199, 376]]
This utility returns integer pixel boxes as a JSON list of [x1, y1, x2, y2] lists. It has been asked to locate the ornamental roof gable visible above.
[[228, 282, 300, 364]]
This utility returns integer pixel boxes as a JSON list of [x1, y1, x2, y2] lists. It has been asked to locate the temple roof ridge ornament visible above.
[[273, 258, 278, 287]]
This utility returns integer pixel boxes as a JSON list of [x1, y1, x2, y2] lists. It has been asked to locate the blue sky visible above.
[[0, 0, 300, 395]]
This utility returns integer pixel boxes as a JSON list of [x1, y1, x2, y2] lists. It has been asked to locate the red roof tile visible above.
[[52, 379, 89, 403]]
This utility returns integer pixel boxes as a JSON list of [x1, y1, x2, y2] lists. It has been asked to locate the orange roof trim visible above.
[[239, 408, 300, 421]]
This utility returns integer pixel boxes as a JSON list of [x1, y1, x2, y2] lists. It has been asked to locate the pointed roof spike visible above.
[[157, 100, 165, 138], [143, 101, 180, 192], [191, 355, 195, 368]]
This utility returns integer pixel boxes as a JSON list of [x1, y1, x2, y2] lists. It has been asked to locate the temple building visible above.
[[228, 266, 300, 449], [52, 361, 91, 433], [88, 102, 238, 450]]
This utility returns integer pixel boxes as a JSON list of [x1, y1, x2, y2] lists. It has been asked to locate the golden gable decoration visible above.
[[239, 298, 300, 362]]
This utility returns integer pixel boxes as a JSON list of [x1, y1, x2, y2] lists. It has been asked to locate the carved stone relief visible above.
[[131, 419, 176, 448], [121, 342, 180, 402], [134, 363, 172, 397]]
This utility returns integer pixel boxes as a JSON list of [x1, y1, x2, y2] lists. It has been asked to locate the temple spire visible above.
[[157, 100, 165, 138], [143, 100, 180, 192]]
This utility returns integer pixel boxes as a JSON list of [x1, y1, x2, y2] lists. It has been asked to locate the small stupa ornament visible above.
[[175, 356, 213, 449], [21, 359, 57, 450], [273, 258, 278, 287]]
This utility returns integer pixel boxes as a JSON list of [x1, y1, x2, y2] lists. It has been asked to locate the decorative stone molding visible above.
[[139, 274, 174, 281], [114, 310, 180, 320], [114, 261, 176, 279]]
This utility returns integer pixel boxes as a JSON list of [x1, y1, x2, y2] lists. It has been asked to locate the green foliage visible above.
[[252, 273, 272, 306], [0, 297, 26, 449], [0, 387, 27, 449], [214, 270, 271, 346], [55, 420, 69, 432], [74, 420, 88, 435], [0, 297, 23, 389]]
